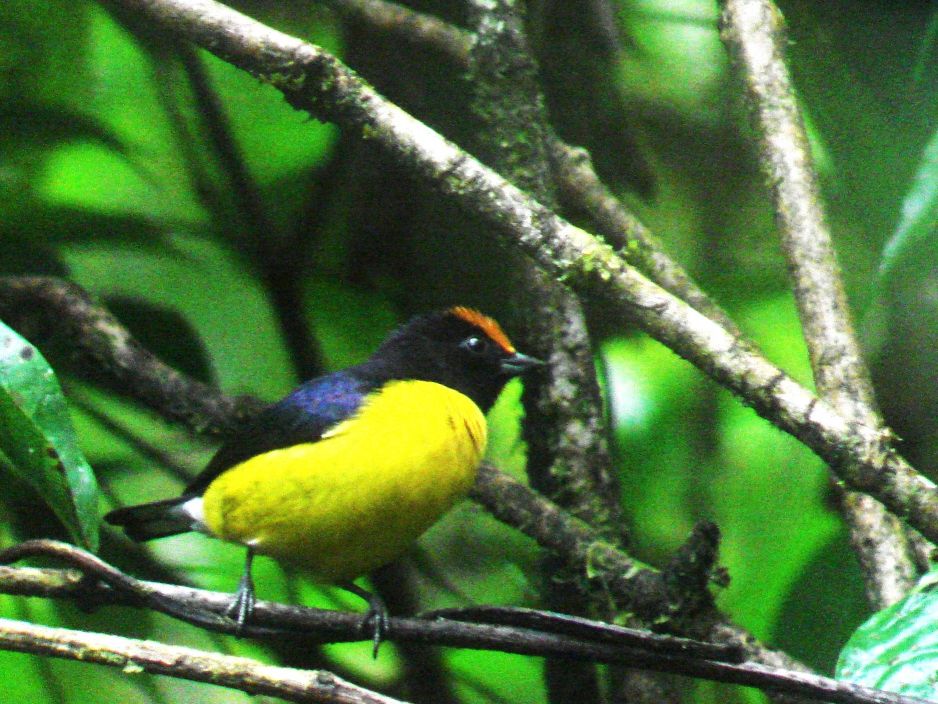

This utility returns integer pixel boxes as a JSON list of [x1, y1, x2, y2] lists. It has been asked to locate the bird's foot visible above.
[[225, 580, 256, 634], [343, 582, 389, 657], [226, 550, 257, 635], [363, 594, 389, 658]]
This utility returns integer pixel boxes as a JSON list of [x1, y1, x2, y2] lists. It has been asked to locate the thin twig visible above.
[[0, 542, 738, 663], [719, 0, 916, 607], [323, 0, 472, 65], [0, 616, 407, 704], [546, 140, 742, 337]]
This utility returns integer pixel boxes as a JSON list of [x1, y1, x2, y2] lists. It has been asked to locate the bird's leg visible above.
[[342, 581, 389, 658], [226, 546, 256, 634]]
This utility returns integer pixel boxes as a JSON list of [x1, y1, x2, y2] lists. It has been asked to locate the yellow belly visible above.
[[200, 380, 487, 581]]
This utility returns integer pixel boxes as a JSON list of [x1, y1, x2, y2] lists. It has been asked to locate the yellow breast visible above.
[[200, 380, 487, 581]]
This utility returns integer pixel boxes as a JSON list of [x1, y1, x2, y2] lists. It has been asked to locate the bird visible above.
[[105, 306, 543, 649]]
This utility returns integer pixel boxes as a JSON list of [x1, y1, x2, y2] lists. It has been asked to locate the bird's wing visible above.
[[185, 370, 377, 495]]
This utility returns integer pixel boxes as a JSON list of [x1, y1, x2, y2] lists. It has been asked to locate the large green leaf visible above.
[[0, 321, 99, 550], [836, 569, 938, 697]]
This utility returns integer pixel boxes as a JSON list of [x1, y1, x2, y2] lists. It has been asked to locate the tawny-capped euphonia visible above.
[[105, 307, 542, 644]]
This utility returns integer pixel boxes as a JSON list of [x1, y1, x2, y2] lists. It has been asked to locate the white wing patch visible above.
[[181, 496, 208, 533]]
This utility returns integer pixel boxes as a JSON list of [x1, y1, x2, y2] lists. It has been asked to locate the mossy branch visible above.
[[93, 0, 938, 550], [0, 543, 928, 704], [719, 0, 917, 607]]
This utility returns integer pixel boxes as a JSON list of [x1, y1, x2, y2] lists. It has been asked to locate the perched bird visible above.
[[105, 307, 542, 646]]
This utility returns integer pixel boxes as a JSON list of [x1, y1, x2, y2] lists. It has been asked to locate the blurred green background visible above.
[[3, 0, 938, 702]]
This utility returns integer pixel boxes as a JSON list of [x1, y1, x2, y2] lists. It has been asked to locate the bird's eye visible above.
[[460, 335, 488, 354]]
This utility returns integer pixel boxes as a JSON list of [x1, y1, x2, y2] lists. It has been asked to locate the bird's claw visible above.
[[343, 582, 389, 657], [226, 581, 256, 635], [226, 548, 256, 636], [362, 598, 390, 658]]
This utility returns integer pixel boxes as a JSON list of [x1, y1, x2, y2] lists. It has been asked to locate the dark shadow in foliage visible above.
[[0, 103, 130, 159], [103, 297, 216, 385], [0, 462, 73, 546], [531, 0, 655, 198], [2, 207, 175, 248], [773, 527, 868, 674], [0, 243, 68, 279]]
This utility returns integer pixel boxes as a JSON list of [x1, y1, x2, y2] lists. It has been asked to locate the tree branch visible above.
[[466, 0, 621, 532], [0, 541, 737, 664], [464, 3, 619, 697], [323, 0, 472, 66], [0, 547, 932, 704], [327, 0, 743, 337], [719, 0, 917, 607], [470, 464, 717, 622], [0, 616, 406, 704], [92, 0, 938, 550], [0, 275, 264, 435]]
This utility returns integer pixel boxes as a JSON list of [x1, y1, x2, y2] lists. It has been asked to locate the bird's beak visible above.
[[500, 352, 545, 376]]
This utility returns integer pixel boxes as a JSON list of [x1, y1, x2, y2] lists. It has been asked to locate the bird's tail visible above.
[[104, 496, 198, 542]]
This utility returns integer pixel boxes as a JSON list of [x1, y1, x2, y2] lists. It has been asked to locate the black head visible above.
[[366, 307, 544, 412]]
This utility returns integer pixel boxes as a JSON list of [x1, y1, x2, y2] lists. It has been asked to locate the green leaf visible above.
[[0, 321, 99, 550], [836, 569, 938, 697]]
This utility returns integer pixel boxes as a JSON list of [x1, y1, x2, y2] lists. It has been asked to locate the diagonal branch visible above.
[[93, 0, 938, 548], [0, 275, 264, 435], [546, 139, 742, 337], [328, 0, 742, 336], [323, 0, 472, 65], [719, 0, 916, 607]]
